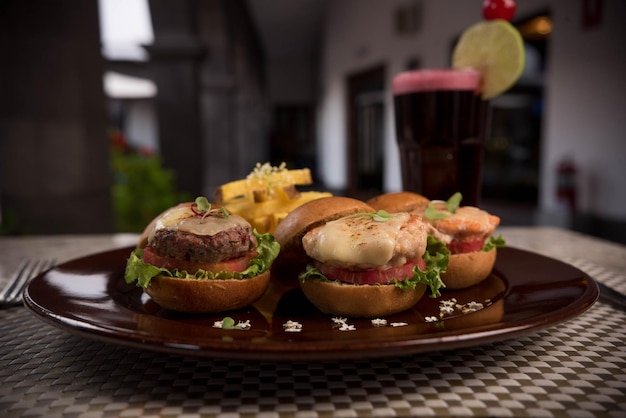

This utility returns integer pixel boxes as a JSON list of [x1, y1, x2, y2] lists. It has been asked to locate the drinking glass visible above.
[[393, 68, 490, 206]]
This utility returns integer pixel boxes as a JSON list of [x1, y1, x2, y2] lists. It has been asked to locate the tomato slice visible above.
[[313, 258, 426, 286], [142, 246, 256, 274], [447, 238, 485, 254]]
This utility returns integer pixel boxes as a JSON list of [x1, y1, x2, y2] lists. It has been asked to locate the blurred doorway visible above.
[[269, 105, 317, 175], [347, 65, 386, 199]]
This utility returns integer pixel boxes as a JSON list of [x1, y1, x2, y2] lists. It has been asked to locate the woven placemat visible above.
[[1, 260, 625, 417]]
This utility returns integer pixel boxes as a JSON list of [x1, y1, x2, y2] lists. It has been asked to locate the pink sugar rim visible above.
[[392, 68, 482, 95]]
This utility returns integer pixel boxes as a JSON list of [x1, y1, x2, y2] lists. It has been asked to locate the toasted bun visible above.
[[272, 196, 375, 275], [137, 202, 192, 249], [366, 191, 430, 213], [441, 249, 497, 290], [144, 271, 271, 313], [300, 280, 427, 318]]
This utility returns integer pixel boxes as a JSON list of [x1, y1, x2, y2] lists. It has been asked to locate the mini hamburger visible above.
[[125, 197, 280, 313], [273, 197, 449, 318], [369, 192, 504, 290]]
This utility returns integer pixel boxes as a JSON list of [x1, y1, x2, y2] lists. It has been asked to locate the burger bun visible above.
[[300, 280, 427, 318], [144, 270, 271, 313], [441, 249, 497, 290], [366, 191, 430, 213]]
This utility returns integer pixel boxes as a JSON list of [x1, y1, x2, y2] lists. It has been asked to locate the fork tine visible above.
[[0, 258, 31, 302], [7, 259, 40, 301], [43, 258, 57, 271], [21, 258, 56, 300], [5, 258, 56, 304]]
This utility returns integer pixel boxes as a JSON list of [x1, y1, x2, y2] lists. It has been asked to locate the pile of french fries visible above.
[[214, 163, 331, 233]]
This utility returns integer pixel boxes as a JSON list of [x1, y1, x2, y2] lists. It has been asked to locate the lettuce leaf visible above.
[[482, 235, 506, 252], [299, 235, 449, 298], [124, 230, 280, 288]]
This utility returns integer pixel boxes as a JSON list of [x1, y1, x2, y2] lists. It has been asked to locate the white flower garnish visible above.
[[237, 320, 251, 330], [332, 317, 356, 331], [462, 301, 484, 313], [428, 298, 487, 321], [371, 318, 388, 327], [338, 323, 356, 331], [283, 320, 303, 332]]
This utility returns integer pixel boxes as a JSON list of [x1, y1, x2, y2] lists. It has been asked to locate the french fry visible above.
[[215, 163, 313, 202], [214, 163, 332, 233]]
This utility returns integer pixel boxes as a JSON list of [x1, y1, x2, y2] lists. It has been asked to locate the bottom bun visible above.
[[144, 271, 271, 313], [441, 249, 497, 290], [300, 280, 427, 318]]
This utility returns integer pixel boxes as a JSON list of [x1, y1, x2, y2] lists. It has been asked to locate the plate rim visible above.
[[24, 246, 599, 361]]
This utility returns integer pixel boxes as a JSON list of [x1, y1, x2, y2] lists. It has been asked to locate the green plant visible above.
[[110, 146, 189, 233]]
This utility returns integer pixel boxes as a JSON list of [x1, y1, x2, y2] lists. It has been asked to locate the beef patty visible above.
[[150, 225, 257, 263]]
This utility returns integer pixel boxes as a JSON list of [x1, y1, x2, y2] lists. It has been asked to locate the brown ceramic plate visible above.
[[24, 246, 598, 361]]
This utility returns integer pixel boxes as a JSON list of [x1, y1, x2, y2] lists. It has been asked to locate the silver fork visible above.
[[0, 258, 56, 307]]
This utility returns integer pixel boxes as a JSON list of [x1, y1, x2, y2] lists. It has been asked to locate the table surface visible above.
[[1, 226, 625, 417]]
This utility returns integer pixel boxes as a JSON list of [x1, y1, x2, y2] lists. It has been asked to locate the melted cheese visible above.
[[148, 205, 250, 243], [303, 212, 410, 268], [155, 205, 195, 231]]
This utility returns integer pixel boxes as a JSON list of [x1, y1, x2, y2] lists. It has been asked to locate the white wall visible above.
[[317, 0, 626, 222], [540, 0, 626, 221]]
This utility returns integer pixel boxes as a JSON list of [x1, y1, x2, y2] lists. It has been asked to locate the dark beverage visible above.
[[393, 69, 489, 206]]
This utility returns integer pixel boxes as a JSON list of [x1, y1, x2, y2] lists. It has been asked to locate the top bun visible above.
[[137, 202, 192, 249], [272, 196, 374, 275], [366, 191, 430, 213]]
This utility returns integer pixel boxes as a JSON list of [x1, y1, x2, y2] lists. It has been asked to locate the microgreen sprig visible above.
[[445, 192, 462, 212], [347, 210, 394, 222], [191, 196, 229, 220], [425, 192, 463, 220], [213, 317, 251, 330], [425, 204, 448, 220], [220, 317, 238, 329]]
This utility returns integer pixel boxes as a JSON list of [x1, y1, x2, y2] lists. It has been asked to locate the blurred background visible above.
[[1, 0, 625, 244]]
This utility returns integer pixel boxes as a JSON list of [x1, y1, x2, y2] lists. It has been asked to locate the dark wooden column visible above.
[[0, 0, 113, 234], [146, 0, 206, 198], [196, 0, 269, 195], [147, 0, 267, 199]]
